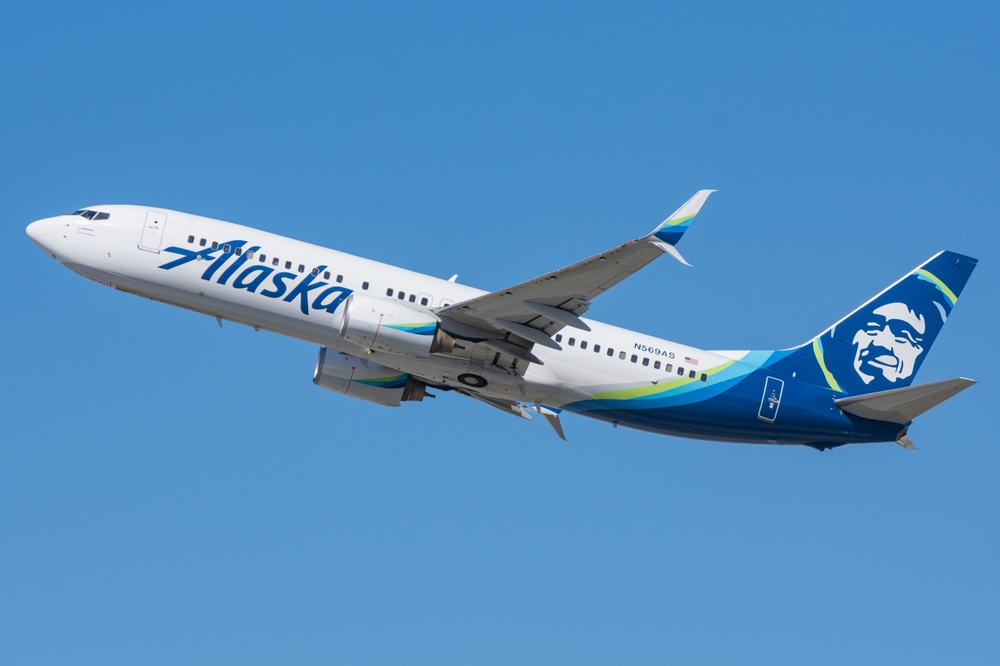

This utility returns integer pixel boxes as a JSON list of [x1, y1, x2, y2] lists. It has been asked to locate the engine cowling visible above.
[[337, 294, 455, 357], [313, 347, 427, 406]]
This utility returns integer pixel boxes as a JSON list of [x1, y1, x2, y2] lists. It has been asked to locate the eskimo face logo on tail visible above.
[[851, 302, 925, 385], [158, 240, 352, 317], [819, 268, 956, 395]]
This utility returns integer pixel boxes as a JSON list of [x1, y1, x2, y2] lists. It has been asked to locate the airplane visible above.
[[25, 192, 978, 450]]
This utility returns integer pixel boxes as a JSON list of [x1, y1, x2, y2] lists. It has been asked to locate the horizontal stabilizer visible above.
[[834, 377, 976, 424]]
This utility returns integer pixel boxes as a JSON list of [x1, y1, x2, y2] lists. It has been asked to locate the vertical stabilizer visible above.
[[769, 251, 978, 396]]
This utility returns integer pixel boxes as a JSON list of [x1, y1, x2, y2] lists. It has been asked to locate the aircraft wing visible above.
[[437, 190, 715, 358], [455, 388, 533, 420]]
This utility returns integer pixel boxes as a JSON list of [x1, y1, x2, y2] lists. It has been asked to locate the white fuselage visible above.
[[26, 205, 735, 416]]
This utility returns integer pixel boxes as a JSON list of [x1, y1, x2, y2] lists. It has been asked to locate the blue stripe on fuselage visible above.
[[563, 368, 902, 445]]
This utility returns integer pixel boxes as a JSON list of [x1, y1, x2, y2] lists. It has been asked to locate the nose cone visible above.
[[26, 219, 47, 243], [26, 216, 63, 255]]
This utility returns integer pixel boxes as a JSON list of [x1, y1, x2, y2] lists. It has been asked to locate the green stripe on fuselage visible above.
[[587, 359, 737, 402]]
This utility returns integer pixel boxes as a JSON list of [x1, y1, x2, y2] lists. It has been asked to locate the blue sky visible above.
[[2, 2, 999, 663]]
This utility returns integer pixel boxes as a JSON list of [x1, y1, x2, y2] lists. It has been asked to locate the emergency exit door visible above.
[[139, 210, 167, 251]]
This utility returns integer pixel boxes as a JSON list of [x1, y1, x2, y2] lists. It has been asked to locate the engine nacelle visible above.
[[313, 347, 428, 407], [337, 294, 455, 357]]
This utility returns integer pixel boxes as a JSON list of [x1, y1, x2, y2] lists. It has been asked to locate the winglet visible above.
[[535, 403, 567, 440], [648, 189, 716, 246], [650, 240, 692, 266]]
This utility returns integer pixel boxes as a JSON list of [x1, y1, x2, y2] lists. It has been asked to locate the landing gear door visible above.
[[139, 210, 167, 252], [758, 376, 784, 422]]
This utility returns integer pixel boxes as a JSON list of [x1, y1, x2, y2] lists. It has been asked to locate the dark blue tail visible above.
[[769, 251, 978, 396]]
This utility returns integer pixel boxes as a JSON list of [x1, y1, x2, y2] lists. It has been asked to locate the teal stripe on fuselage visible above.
[[565, 349, 788, 413]]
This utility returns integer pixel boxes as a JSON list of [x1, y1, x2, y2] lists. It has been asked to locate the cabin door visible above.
[[139, 210, 168, 251], [757, 377, 785, 422]]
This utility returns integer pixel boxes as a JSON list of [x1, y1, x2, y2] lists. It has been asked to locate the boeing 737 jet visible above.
[[26, 192, 978, 449]]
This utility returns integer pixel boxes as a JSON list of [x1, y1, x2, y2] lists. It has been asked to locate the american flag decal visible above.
[[685, 356, 699, 366]]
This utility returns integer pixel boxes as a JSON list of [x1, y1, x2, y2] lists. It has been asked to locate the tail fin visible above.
[[771, 251, 978, 395]]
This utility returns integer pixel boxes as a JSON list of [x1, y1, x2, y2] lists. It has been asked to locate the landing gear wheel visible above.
[[457, 373, 488, 388]]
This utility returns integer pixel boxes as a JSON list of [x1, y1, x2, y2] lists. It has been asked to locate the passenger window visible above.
[[223, 244, 231, 253], [397, 291, 405, 300], [594, 344, 600, 353], [199, 238, 206, 247], [619, 351, 626, 359], [642, 357, 649, 366], [362, 281, 369, 290], [298, 264, 305, 273], [665, 364, 673, 372], [235, 247, 242, 256], [421, 297, 428, 306], [607, 348, 614, 356], [336, 275, 343, 283], [677, 366, 685, 375], [568, 338, 575, 346], [246, 251, 254, 259], [630, 354, 638, 363], [311, 268, 318, 276], [700, 373, 708, 382], [187, 235, 195, 244], [580, 341, 587, 350], [654, 360, 661, 369], [386, 288, 394, 297], [272, 257, 279, 266], [259, 254, 266, 263], [409, 294, 416, 303], [323, 271, 330, 279], [212, 241, 219, 250], [285, 261, 292, 269], [555, 334, 562, 342], [689, 370, 696, 379]]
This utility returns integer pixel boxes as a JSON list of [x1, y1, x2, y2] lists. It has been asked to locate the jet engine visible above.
[[313, 347, 428, 406], [337, 294, 455, 357]]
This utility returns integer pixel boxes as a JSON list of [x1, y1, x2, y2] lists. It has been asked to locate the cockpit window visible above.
[[70, 209, 110, 220]]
